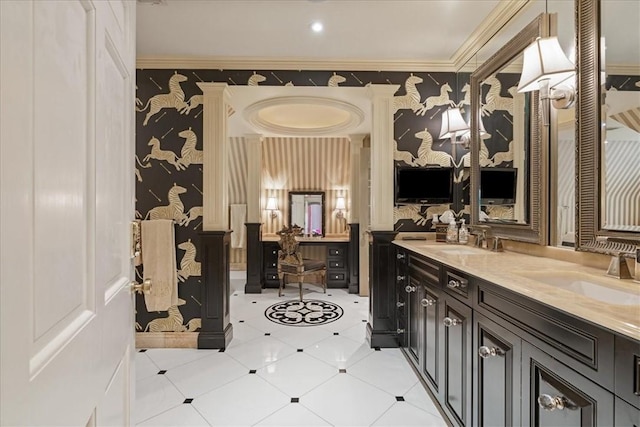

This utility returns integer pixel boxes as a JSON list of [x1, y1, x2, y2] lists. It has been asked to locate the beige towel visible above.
[[141, 219, 178, 312], [230, 204, 247, 249]]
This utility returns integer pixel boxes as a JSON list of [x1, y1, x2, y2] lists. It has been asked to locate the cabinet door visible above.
[[522, 341, 614, 427], [406, 275, 421, 365], [473, 313, 522, 427], [421, 283, 443, 397], [615, 397, 640, 427], [442, 295, 473, 427]]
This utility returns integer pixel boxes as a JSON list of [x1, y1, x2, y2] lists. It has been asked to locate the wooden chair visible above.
[[276, 225, 327, 301]]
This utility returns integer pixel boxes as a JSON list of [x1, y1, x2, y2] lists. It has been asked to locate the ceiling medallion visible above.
[[243, 96, 365, 136]]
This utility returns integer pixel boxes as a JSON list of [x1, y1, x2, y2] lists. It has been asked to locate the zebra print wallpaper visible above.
[[135, 67, 530, 332]]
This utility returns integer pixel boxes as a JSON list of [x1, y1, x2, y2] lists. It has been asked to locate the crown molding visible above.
[[136, 56, 455, 72], [608, 64, 640, 76], [451, 0, 531, 71]]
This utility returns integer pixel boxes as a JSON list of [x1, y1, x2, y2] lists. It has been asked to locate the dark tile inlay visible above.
[[249, 369, 257, 374], [252, 301, 257, 304], [218, 348, 225, 353], [239, 320, 245, 323], [333, 332, 339, 336], [158, 370, 167, 375], [354, 301, 359, 303], [362, 319, 367, 322], [291, 398, 299, 403], [396, 396, 405, 402], [328, 294, 332, 296], [138, 349, 147, 353], [265, 333, 271, 336], [374, 347, 381, 351], [339, 369, 347, 373], [183, 398, 194, 404], [297, 349, 303, 352]]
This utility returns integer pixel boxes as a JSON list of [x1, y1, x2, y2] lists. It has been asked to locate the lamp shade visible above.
[[266, 197, 278, 211], [336, 196, 346, 210], [518, 36, 575, 93], [439, 108, 469, 140]]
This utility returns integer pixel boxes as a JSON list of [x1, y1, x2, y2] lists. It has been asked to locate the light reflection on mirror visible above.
[[289, 191, 325, 237]]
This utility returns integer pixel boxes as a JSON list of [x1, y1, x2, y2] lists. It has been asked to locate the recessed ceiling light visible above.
[[311, 21, 324, 33]]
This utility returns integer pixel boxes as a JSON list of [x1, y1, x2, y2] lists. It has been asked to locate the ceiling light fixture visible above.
[[311, 21, 324, 33]]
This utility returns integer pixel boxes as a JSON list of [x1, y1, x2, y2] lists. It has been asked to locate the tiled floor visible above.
[[134, 272, 448, 427]]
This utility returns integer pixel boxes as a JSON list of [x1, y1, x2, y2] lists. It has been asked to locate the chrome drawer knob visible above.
[[478, 346, 505, 358], [420, 298, 434, 307], [537, 394, 569, 411], [397, 275, 405, 282], [396, 328, 405, 334], [405, 285, 416, 293], [447, 279, 462, 289], [443, 317, 460, 327], [397, 253, 405, 260], [396, 302, 405, 308]]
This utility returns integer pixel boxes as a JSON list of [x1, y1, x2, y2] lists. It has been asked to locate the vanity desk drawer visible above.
[[442, 268, 472, 305], [615, 335, 640, 410]]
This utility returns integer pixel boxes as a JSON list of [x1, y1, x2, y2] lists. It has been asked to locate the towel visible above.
[[230, 204, 247, 248], [141, 219, 178, 312]]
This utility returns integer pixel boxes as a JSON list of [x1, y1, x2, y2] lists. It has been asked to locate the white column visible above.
[[197, 82, 231, 231], [245, 133, 263, 223], [368, 84, 399, 231], [348, 134, 366, 223], [359, 142, 371, 296]]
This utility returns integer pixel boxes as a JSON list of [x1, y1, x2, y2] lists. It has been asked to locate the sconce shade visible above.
[[439, 108, 470, 140], [336, 197, 346, 211], [460, 115, 489, 141], [518, 36, 575, 93], [266, 197, 278, 211]]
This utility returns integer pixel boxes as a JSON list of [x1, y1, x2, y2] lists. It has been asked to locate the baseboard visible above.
[[135, 332, 198, 349]]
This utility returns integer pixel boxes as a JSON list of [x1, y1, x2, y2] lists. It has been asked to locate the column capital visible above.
[[197, 82, 231, 96], [367, 84, 400, 99], [348, 133, 367, 149]]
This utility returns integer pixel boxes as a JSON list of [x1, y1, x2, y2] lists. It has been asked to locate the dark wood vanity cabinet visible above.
[[263, 242, 280, 287], [395, 245, 640, 427]]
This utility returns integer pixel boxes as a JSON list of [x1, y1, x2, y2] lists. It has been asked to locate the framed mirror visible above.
[[470, 13, 549, 244], [288, 191, 325, 237], [576, 0, 640, 253]]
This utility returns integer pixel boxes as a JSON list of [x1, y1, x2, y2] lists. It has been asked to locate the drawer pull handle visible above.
[[537, 394, 572, 411], [396, 328, 405, 334], [478, 346, 505, 358], [397, 275, 405, 282], [420, 298, 434, 307], [405, 285, 416, 293], [447, 279, 462, 289], [397, 253, 405, 260], [396, 301, 405, 308], [443, 317, 460, 327]]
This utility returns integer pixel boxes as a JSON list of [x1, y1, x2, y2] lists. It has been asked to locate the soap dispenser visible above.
[[458, 219, 469, 244], [446, 219, 458, 243]]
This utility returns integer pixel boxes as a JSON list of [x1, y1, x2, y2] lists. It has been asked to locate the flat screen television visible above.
[[395, 167, 453, 204], [480, 167, 517, 205]]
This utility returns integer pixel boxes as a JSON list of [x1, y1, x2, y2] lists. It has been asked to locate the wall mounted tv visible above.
[[480, 167, 517, 205], [394, 166, 453, 205]]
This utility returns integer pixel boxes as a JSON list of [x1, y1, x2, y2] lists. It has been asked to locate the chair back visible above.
[[277, 225, 303, 265]]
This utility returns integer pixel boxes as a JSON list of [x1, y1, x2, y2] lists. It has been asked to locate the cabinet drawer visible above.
[[327, 272, 346, 282], [443, 269, 471, 303], [478, 282, 615, 390], [328, 246, 346, 257], [615, 397, 640, 426], [615, 335, 640, 409], [265, 272, 279, 282], [408, 255, 439, 285], [265, 261, 277, 269], [328, 259, 345, 269]]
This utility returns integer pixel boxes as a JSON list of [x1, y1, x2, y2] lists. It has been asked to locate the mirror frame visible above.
[[470, 13, 550, 244], [288, 191, 326, 237], [576, 0, 640, 253]]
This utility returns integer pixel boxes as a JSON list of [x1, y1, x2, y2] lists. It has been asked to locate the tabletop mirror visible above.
[[288, 191, 325, 237], [575, 0, 640, 253], [470, 13, 549, 244]]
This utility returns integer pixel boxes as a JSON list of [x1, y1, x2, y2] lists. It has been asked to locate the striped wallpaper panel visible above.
[[556, 137, 576, 243], [228, 137, 247, 204], [604, 139, 640, 230]]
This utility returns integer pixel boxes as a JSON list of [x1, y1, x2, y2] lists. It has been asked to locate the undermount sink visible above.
[[436, 247, 488, 256], [515, 271, 640, 306]]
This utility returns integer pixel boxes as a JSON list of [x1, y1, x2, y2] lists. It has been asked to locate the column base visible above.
[[197, 324, 233, 349], [366, 323, 399, 348]]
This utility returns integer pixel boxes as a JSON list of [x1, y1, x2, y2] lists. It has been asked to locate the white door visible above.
[[1, 0, 137, 425]]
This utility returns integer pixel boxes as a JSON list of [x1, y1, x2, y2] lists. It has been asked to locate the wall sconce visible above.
[[439, 108, 470, 144], [460, 115, 490, 149], [335, 196, 346, 219], [518, 36, 576, 126], [266, 196, 279, 219]]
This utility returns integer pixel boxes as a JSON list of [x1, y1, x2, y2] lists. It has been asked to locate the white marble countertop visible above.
[[262, 235, 350, 243], [394, 240, 640, 341]]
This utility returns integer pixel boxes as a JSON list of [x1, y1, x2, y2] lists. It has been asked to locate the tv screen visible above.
[[395, 167, 453, 204], [480, 167, 517, 205]]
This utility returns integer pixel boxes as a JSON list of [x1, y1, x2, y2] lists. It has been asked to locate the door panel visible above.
[[421, 284, 442, 396], [0, 0, 136, 425], [407, 276, 420, 364]]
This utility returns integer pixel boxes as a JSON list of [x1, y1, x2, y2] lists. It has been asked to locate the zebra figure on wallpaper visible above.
[[425, 204, 451, 221], [144, 137, 186, 171], [181, 206, 203, 227], [248, 72, 267, 86], [177, 128, 203, 168], [179, 94, 203, 115], [458, 83, 471, 112], [136, 72, 188, 126], [414, 129, 455, 167], [392, 74, 424, 115], [486, 205, 515, 220], [459, 138, 492, 168], [328, 73, 346, 87], [481, 76, 515, 116], [394, 140, 416, 166], [418, 82, 456, 115], [144, 303, 185, 332], [135, 155, 151, 182], [144, 184, 187, 223], [184, 318, 201, 332], [490, 140, 514, 166], [394, 205, 429, 226], [177, 239, 201, 282]]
